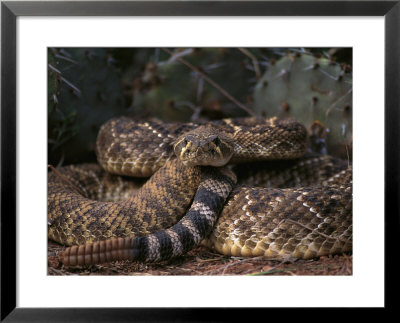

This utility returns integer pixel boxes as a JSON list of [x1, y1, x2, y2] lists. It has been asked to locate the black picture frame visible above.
[[1, 1, 398, 321]]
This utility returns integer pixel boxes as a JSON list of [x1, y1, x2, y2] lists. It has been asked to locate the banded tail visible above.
[[59, 167, 236, 266]]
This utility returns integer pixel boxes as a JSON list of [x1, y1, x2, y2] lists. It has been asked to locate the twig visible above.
[[246, 261, 294, 276], [48, 267, 72, 276], [220, 256, 265, 275], [165, 48, 194, 61], [161, 48, 255, 117], [238, 48, 261, 80]]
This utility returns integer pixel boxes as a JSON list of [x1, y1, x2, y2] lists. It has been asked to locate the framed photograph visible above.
[[1, 0, 398, 320]]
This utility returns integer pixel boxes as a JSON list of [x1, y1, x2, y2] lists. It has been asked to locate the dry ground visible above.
[[48, 241, 352, 276]]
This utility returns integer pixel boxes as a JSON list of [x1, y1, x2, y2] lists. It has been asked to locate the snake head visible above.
[[173, 125, 234, 167]]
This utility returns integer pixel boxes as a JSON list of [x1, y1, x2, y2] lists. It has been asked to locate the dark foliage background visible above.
[[48, 47, 352, 166]]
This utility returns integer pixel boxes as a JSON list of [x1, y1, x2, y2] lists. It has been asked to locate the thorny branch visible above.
[[161, 48, 255, 117]]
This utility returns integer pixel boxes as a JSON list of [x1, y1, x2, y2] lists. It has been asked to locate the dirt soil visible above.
[[48, 241, 352, 276]]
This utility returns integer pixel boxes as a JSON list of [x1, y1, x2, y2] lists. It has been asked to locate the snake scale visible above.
[[48, 117, 352, 266]]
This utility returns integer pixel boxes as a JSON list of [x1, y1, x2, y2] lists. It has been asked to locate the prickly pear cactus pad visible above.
[[130, 48, 261, 121], [253, 52, 352, 159], [48, 48, 126, 166]]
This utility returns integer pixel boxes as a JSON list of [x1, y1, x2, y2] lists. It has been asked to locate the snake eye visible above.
[[175, 138, 187, 148], [211, 135, 220, 146]]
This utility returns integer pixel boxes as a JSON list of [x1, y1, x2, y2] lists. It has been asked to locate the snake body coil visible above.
[[48, 117, 352, 266]]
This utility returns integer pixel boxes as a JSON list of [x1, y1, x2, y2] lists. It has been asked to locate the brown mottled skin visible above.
[[47, 117, 352, 266]]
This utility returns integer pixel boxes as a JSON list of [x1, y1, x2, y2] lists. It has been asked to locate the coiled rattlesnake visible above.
[[47, 117, 352, 266]]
